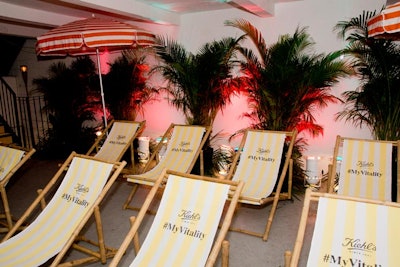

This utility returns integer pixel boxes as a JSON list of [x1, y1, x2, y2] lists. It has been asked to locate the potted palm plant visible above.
[[225, 19, 353, 183], [151, 36, 245, 174], [334, 11, 400, 141], [152, 36, 244, 126]]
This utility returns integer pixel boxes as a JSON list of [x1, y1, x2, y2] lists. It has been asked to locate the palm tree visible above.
[[33, 56, 99, 158], [334, 11, 400, 141], [151, 36, 245, 127], [226, 19, 352, 135], [152, 36, 245, 174], [225, 19, 353, 181]]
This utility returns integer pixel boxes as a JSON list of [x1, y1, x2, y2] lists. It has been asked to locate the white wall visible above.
[[8, 0, 386, 172]]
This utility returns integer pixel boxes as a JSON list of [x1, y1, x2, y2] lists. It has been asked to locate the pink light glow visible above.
[[135, 93, 186, 137], [100, 51, 110, 74], [213, 93, 251, 147]]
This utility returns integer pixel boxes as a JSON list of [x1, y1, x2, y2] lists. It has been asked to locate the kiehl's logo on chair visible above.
[[171, 141, 193, 152], [247, 147, 276, 162]]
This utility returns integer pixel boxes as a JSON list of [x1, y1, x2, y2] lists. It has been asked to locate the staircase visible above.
[[0, 124, 13, 144]]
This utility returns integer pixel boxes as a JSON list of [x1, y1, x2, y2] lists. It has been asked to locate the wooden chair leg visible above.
[[327, 164, 333, 193], [221, 240, 229, 267], [94, 206, 107, 264], [288, 159, 293, 199], [284, 250, 292, 267], [0, 187, 12, 230], [130, 216, 140, 253], [123, 184, 139, 210], [262, 194, 280, 241], [37, 189, 47, 210], [200, 150, 204, 176]]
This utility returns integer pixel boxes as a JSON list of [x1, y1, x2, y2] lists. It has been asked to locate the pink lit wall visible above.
[[99, 51, 110, 74], [212, 94, 251, 148], [135, 92, 186, 138]]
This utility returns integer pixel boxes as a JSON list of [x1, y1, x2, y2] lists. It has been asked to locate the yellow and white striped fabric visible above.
[[232, 131, 285, 204], [127, 126, 206, 185], [307, 197, 400, 266], [0, 146, 25, 181], [0, 157, 113, 267], [131, 175, 229, 266], [94, 121, 140, 162], [339, 139, 392, 201]]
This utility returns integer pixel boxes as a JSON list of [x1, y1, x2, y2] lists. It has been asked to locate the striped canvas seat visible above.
[[285, 189, 400, 267], [86, 120, 144, 164], [0, 145, 35, 233], [0, 152, 126, 267], [123, 124, 211, 210], [328, 136, 400, 202], [109, 169, 244, 267], [226, 129, 297, 241], [0, 146, 26, 183]]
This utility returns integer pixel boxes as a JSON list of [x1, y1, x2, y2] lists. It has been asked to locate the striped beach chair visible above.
[[123, 124, 211, 210], [285, 189, 400, 267], [110, 169, 244, 267], [0, 152, 126, 267], [0, 144, 35, 233], [226, 129, 297, 241], [86, 120, 144, 166], [327, 136, 400, 202]]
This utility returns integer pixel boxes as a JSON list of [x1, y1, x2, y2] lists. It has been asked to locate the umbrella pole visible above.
[[96, 48, 108, 129]]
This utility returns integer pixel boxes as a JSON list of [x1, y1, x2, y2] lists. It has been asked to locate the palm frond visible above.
[[225, 19, 268, 64], [334, 8, 400, 140]]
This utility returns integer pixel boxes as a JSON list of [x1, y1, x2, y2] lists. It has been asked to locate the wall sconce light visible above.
[[20, 65, 28, 73], [20, 65, 28, 95]]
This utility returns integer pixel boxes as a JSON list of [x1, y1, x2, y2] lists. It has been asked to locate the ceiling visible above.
[[0, 0, 301, 38], [0, 0, 302, 76]]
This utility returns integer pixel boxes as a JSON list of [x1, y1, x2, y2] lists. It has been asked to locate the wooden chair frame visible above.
[[123, 124, 211, 210], [0, 144, 35, 233], [110, 169, 244, 267], [0, 152, 126, 267], [86, 119, 145, 169], [327, 135, 400, 202], [225, 129, 297, 241], [285, 189, 400, 267]]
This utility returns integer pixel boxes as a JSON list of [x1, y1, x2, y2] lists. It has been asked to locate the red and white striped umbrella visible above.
[[368, 2, 400, 39], [36, 17, 155, 56], [36, 17, 156, 128]]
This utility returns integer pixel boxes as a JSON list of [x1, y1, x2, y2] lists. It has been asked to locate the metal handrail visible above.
[[0, 77, 50, 148], [0, 77, 22, 143]]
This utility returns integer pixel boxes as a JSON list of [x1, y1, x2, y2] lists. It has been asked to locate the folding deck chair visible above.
[[110, 169, 244, 267], [0, 152, 126, 267], [285, 189, 400, 267], [123, 124, 211, 210], [0, 144, 35, 233], [226, 129, 297, 241], [86, 120, 144, 168], [327, 135, 400, 202]]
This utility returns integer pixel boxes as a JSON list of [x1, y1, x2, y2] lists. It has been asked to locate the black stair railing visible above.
[[0, 77, 50, 149], [0, 77, 22, 144]]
